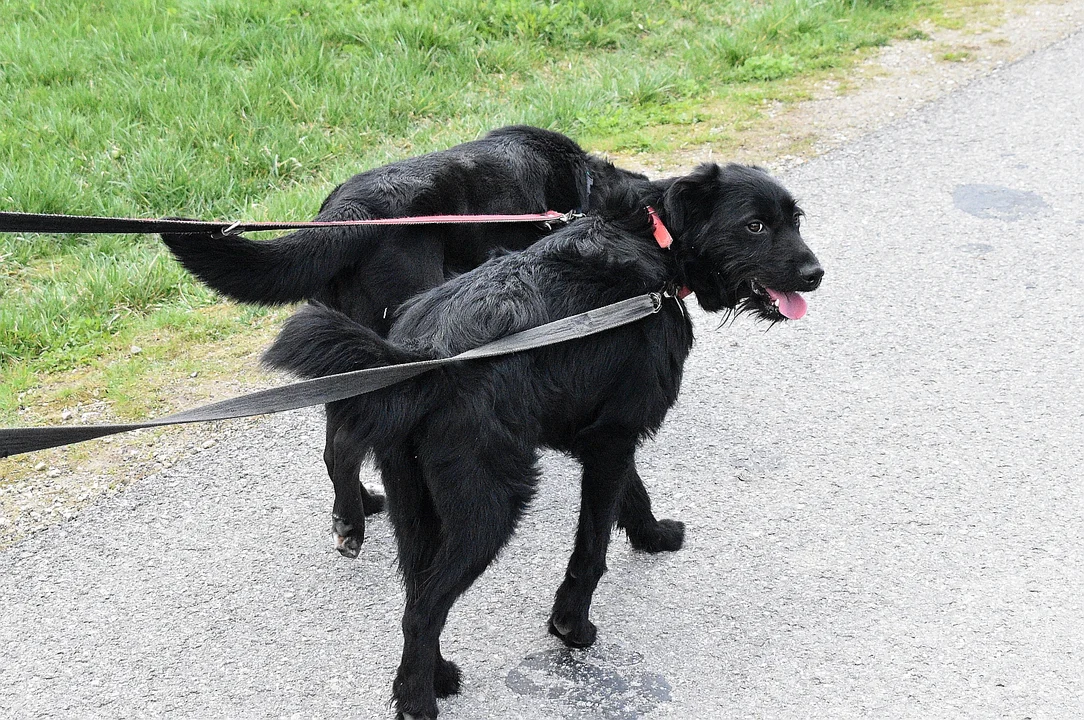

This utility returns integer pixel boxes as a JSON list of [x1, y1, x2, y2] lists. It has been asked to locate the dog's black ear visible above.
[[661, 163, 722, 238]]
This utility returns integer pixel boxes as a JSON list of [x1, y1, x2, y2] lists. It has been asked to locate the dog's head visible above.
[[662, 163, 823, 321]]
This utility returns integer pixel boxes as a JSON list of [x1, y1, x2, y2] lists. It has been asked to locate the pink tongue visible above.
[[765, 288, 807, 320]]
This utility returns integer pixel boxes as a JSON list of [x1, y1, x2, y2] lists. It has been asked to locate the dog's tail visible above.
[[262, 303, 437, 448], [161, 222, 374, 306], [262, 303, 423, 379]]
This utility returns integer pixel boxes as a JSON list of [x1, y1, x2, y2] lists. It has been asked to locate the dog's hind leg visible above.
[[318, 238, 443, 559], [549, 433, 637, 649], [616, 466, 685, 553], [377, 445, 472, 711], [388, 444, 536, 719], [325, 421, 383, 558]]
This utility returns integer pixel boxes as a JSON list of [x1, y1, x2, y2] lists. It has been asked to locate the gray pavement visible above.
[[4, 29, 1084, 720]]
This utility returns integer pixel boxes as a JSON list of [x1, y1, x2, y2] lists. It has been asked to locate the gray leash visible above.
[[0, 293, 665, 458]]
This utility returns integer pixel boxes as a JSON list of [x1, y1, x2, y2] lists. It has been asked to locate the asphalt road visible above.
[[4, 29, 1084, 720]]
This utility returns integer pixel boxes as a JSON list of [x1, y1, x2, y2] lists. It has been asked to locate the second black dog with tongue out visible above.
[[263, 162, 822, 719]]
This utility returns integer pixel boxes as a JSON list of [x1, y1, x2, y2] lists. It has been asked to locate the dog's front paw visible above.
[[394, 670, 439, 720], [548, 614, 598, 649], [331, 515, 364, 559], [626, 518, 685, 553]]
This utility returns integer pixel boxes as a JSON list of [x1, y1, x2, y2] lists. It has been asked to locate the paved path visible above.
[[4, 29, 1084, 719]]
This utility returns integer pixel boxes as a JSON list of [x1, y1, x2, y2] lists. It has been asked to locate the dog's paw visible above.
[[331, 515, 364, 559], [334, 534, 363, 559], [394, 673, 439, 720], [434, 657, 462, 698], [548, 615, 598, 649], [361, 489, 386, 516], [627, 518, 685, 553]]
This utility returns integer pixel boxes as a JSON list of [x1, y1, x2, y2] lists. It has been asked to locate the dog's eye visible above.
[[747, 220, 766, 234], [793, 213, 802, 228]]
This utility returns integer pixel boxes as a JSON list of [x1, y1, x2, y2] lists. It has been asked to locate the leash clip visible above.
[[659, 284, 687, 318], [543, 210, 585, 231], [211, 221, 243, 240]]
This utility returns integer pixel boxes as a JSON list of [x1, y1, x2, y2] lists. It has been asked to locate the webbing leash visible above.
[[0, 293, 665, 458], [0, 209, 580, 237]]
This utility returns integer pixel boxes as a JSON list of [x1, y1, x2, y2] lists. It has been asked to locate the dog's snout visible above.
[[798, 262, 824, 290]]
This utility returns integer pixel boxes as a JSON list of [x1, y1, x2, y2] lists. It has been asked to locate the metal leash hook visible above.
[[542, 210, 586, 231], [210, 221, 243, 240], [659, 284, 687, 318]]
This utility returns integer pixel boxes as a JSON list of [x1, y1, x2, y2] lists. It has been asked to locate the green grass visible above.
[[1, 0, 937, 421], [941, 50, 972, 61]]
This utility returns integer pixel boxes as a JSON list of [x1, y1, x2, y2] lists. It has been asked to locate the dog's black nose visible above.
[[798, 263, 824, 290]]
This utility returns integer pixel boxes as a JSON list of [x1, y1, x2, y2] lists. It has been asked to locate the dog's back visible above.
[[161, 127, 647, 333]]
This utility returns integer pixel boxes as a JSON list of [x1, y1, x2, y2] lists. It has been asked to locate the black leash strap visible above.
[[0, 293, 663, 458], [0, 210, 575, 237]]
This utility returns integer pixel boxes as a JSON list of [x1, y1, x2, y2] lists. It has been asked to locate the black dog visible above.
[[162, 125, 681, 559], [263, 163, 823, 719]]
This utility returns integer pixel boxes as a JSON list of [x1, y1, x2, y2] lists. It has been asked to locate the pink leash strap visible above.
[[0, 209, 577, 237], [216, 210, 572, 235]]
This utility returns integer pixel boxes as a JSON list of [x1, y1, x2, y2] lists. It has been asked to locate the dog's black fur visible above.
[[162, 126, 642, 324], [162, 125, 681, 559], [263, 163, 823, 719]]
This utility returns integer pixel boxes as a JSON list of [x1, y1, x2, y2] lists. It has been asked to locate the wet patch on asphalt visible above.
[[953, 184, 1048, 220], [506, 643, 671, 719]]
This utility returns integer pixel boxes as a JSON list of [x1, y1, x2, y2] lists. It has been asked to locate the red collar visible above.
[[646, 206, 673, 249], [646, 206, 691, 300]]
